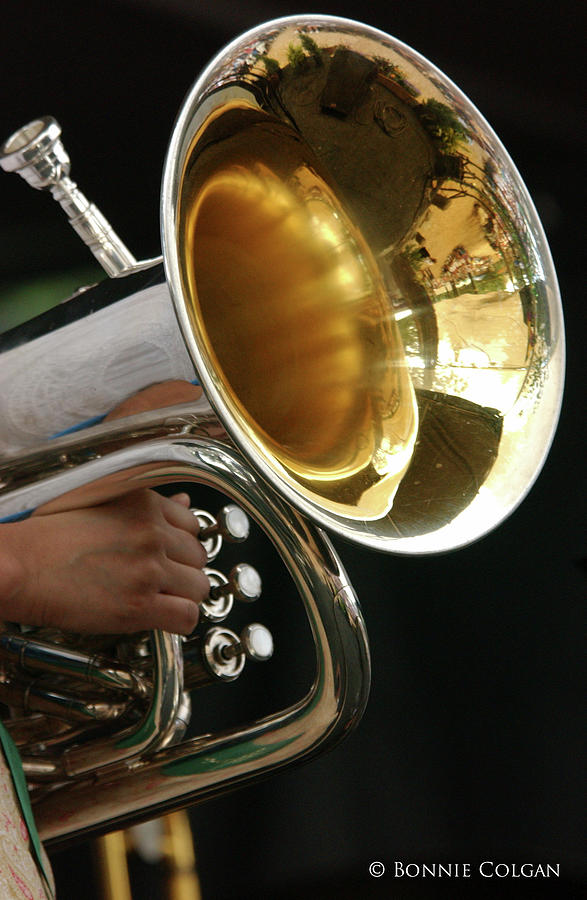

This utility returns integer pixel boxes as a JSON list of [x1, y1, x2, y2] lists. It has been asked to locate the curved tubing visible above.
[[0, 417, 370, 845]]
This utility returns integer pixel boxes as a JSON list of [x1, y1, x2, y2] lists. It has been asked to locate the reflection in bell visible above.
[[0, 15, 564, 556], [164, 19, 563, 552], [179, 113, 418, 521]]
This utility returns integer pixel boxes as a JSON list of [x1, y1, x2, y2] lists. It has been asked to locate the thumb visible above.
[[169, 492, 191, 508]]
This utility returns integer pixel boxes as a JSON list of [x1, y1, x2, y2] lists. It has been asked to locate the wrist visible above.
[[0, 524, 27, 608]]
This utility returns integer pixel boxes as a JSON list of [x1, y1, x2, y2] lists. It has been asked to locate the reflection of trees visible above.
[[223, 24, 548, 423], [262, 40, 434, 253], [371, 56, 419, 96], [299, 34, 323, 64], [403, 242, 430, 270], [287, 43, 306, 68], [259, 55, 280, 77], [416, 98, 470, 153]]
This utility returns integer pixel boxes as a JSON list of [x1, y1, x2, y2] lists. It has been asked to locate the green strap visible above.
[[0, 720, 55, 899]]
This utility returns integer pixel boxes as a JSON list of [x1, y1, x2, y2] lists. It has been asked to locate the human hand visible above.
[[0, 490, 209, 635]]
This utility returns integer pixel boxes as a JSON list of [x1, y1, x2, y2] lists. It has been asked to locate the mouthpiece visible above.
[[0, 115, 137, 276]]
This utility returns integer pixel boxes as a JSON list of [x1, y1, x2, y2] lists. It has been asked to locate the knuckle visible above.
[[113, 599, 147, 633], [131, 557, 164, 595], [137, 523, 166, 557]]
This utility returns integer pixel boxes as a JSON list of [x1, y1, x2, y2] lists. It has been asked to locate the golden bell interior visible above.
[[179, 105, 418, 521], [166, 18, 563, 549]]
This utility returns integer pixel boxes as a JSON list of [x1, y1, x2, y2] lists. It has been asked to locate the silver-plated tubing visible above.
[[0, 8, 567, 850], [0, 632, 147, 697], [0, 431, 370, 844], [59, 629, 183, 778], [0, 713, 64, 747], [0, 677, 130, 724], [23, 724, 100, 758], [171, 692, 192, 744], [21, 759, 62, 780]]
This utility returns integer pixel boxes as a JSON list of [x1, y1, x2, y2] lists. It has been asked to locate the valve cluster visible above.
[[182, 504, 274, 686]]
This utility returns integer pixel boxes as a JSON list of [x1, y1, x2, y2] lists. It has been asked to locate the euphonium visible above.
[[0, 15, 564, 846]]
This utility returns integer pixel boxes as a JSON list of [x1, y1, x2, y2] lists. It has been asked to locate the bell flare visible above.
[[162, 14, 564, 554]]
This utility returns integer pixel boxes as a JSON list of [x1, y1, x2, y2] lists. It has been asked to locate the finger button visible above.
[[210, 563, 262, 604], [240, 623, 274, 662], [213, 505, 250, 542], [218, 624, 274, 663]]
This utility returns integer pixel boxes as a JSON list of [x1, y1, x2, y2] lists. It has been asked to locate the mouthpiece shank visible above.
[[0, 116, 137, 276]]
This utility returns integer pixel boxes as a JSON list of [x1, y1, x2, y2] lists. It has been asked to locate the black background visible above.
[[1, 1, 584, 897]]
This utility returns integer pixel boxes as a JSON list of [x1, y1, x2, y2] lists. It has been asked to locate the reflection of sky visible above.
[[435, 292, 528, 366], [401, 290, 530, 413], [438, 293, 527, 412]]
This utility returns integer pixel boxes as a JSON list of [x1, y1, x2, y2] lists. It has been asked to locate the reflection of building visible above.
[[275, 44, 437, 253], [434, 244, 496, 294]]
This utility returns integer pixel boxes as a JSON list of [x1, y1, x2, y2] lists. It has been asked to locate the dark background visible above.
[[1, 1, 584, 897]]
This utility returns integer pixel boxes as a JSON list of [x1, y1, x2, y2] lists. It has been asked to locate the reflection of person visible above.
[[0, 381, 210, 898]]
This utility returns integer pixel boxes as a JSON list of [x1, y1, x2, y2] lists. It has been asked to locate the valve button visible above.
[[232, 563, 262, 602], [210, 563, 262, 604], [241, 624, 274, 662], [218, 505, 250, 542]]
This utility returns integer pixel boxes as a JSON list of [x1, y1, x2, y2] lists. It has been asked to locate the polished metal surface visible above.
[[0, 12, 565, 849], [199, 568, 234, 621], [202, 626, 247, 681], [11, 627, 184, 780], [0, 421, 370, 844], [163, 15, 564, 553], [1, 17, 564, 552], [0, 632, 147, 697]]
